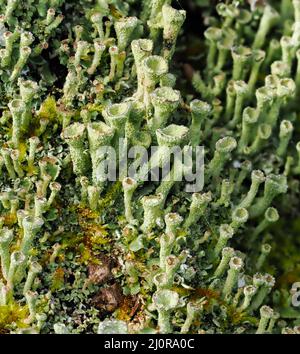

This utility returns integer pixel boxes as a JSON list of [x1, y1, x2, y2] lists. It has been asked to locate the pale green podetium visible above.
[[231, 46, 252, 81], [7, 251, 26, 292], [2, 31, 19, 67], [1, 148, 16, 179], [8, 99, 26, 149], [207, 137, 237, 179], [280, 36, 293, 72], [149, 87, 180, 132], [276, 120, 294, 157], [238, 107, 259, 153], [114, 17, 138, 52], [293, 141, 300, 174], [18, 78, 39, 132], [87, 121, 115, 188], [0, 228, 14, 281], [142, 55, 168, 112], [106, 46, 119, 83], [256, 243, 272, 270], [161, 4, 186, 60], [256, 305, 274, 334], [213, 247, 235, 279], [253, 5, 279, 49], [44, 14, 64, 35], [214, 178, 233, 207], [74, 41, 89, 68], [238, 170, 265, 209], [204, 27, 222, 70], [214, 224, 234, 259], [184, 192, 212, 229], [225, 81, 236, 121], [63, 69, 79, 105], [10, 46, 32, 82], [152, 289, 179, 334], [181, 302, 203, 334], [249, 174, 287, 218], [11, 149, 23, 178], [131, 39, 153, 100], [252, 207, 279, 240], [102, 102, 131, 147], [140, 193, 164, 233], [189, 99, 212, 147], [239, 285, 257, 311], [164, 253, 186, 288], [229, 80, 248, 128], [216, 28, 236, 71], [271, 60, 290, 78], [21, 216, 44, 257], [160, 213, 183, 270], [122, 177, 138, 224], [222, 256, 244, 298], [48, 182, 61, 208], [45, 8, 56, 26], [230, 207, 249, 230], [216, 3, 239, 28], [248, 49, 266, 93], [90, 13, 105, 40], [62, 123, 91, 176], [23, 261, 42, 295], [87, 185, 101, 211], [138, 124, 189, 183], [160, 72, 176, 88], [250, 274, 275, 311], [267, 311, 280, 333], [244, 123, 272, 156], [25, 290, 38, 324], [255, 86, 273, 121], [87, 40, 106, 75]]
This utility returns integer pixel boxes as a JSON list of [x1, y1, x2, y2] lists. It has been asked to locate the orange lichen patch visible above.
[[115, 296, 140, 322], [51, 267, 65, 292], [98, 181, 122, 212], [76, 206, 99, 220], [109, 4, 123, 19], [40, 249, 54, 266], [171, 286, 192, 297], [82, 223, 110, 246], [227, 306, 246, 325], [3, 212, 17, 226], [93, 82, 105, 97], [191, 287, 221, 302], [227, 305, 258, 326], [277, 270, 300, 289], [76, 207, 110, 249], [0, 302, 29, 332], [60, 207, 111, 264]]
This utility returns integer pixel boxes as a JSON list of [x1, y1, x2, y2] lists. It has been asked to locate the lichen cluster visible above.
[[0, 0, 300, 334]]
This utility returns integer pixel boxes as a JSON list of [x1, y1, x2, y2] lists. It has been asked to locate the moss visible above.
[[36, 96, 58, 123], [51, 267, 65, 292], [98, 181, 122, 214], [0, 302, 29, 332]]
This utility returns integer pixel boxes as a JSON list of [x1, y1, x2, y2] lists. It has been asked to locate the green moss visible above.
[[0, 302, 29, 332]]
